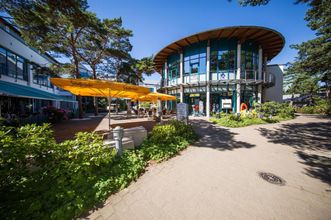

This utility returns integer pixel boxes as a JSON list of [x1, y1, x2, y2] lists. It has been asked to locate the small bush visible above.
[[296, 98, 331, 115], [211, 101, 295, 128], [0, 124, 145, 219], [1, 120, 197, 219], [139, 120, 197, 162]]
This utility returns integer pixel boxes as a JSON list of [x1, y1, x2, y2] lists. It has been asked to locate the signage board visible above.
[[176, 103, 189, 124], [222, 99, 232, 109], [189, 93, 200, 97]]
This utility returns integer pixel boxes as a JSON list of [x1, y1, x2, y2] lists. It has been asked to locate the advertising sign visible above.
[[222, 99, 232, 109], [176, 103, 189, 124]]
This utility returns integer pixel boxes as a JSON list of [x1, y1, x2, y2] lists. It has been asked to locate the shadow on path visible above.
[[190, 119, 255, 151], [296, 151, 331, 185], [258, 120, 331, 185], [258, 121, 331, 151]]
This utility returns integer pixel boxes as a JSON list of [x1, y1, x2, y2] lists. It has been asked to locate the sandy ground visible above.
[[84, 114, 331, 220]]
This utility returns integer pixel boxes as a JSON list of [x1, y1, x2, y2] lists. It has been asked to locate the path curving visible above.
[[84, 115, 331, 220]]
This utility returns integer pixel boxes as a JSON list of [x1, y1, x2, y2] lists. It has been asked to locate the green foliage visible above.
[[296, 98, 331, 115], [0, 120, 196, 219], [211, 102, 295, 128], [258, 101, 295, 118], [139, 120, 197, 162], [0, 124, 145, 219], [237, 0, 270, 6]]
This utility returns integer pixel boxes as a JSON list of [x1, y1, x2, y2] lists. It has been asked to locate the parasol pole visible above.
[[108, 88, 111, 130]]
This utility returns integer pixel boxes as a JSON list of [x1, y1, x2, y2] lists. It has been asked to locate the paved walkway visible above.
[[52, 112, 157, 142], [84, 115, 331, 220]]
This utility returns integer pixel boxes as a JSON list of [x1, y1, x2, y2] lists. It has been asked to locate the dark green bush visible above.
[[139, 120, 197, 162], [296, 98, 331, 115], [258, 101, 295, 119], [0, 124, 145, 219], [0, 120, 197, 219]]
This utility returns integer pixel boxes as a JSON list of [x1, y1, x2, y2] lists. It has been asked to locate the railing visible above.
[[240, 70, 259, 81]]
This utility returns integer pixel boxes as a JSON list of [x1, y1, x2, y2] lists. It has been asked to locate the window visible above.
[[32, 64, 51, 87], [183, 52, 206, 75], [190, 63, 199, 74], [210, 51, 217, 73], [210, 50, 236, 75], [0, 47, 28, 80], [229, 51, 235, 70], [0, 47, 6, 75], [16, 56, 25, 80], [168, 60, 179, 79], [7, 51, 16, 77]]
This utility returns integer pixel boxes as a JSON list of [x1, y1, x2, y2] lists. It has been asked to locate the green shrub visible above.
[[139, 120, 197, 162], [258, 101, 295, 118], [0, 124, 145, 219], [296, 98, 331, 115], [0, 120, 197, 219], [210, 101, 294, 128]]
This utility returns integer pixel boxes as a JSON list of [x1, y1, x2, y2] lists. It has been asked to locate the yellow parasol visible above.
[[50, 78, 151, 129], [137, 92, 177, 102]]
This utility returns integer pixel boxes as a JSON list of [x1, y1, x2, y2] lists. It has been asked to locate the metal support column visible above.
[[236, 42, 241, 113], [206, 40, 211, 118]]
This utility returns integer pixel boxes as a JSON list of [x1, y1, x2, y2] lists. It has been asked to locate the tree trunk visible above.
[[92, 66, 98, 116], [127, 100, 131, 116]]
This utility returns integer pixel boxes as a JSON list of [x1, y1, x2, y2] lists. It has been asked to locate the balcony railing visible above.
[[240, 70, 259, 81]]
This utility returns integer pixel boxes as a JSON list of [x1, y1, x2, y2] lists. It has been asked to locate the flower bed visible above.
[[210, 102, 295, 128]]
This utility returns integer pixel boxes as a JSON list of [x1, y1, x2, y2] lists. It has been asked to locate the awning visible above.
[[50, 78, 151, 99], [0, 80, 75, 102], [137, 92, 177, 102]]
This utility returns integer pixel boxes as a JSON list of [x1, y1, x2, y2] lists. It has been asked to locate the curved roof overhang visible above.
[[153, 26, 285, 72]]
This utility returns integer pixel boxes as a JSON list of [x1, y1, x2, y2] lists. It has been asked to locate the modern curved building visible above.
[[154, 26, 285, 117]]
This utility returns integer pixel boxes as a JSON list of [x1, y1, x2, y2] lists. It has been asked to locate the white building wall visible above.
[[0, 28, 51, 66], [0, 24, 77, 108], [264, 64, 284, 103]]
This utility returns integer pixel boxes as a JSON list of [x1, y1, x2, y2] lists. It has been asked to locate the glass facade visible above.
[[161, 38, 263, 114], [210, 39, 237, 80], [0, 46, 28, 80], [183, 42, 207, 83], [241, 41, 259, 80], [166, 54, 180, 86], [31, 63, 52, 87]]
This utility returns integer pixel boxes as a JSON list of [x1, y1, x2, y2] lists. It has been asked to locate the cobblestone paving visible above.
[[83, 115, 331, 220]]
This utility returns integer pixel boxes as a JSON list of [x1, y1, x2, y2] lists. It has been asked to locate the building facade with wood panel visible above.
[[154, 26, 285, 116]]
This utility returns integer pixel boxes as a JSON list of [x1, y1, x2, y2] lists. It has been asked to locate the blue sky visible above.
[[87, 0, 315, 84]]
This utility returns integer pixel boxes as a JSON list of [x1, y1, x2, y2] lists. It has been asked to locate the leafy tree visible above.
[[231, 0, 331, 99], [76, 17, 132, 115], [1, 0, 97, 118], [288, 0, 331, 99]]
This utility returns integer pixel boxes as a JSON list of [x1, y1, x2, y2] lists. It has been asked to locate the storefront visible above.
[[154, 26, 285, 116]]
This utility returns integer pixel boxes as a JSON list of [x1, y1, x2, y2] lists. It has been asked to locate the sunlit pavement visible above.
[[84, 114, 331, 220]]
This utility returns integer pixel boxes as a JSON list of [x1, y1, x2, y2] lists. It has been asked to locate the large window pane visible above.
[[218, 51, 228, 71], [7, 51, 16, 77], [210, 52, 217, 73], [199, 57, 206, 73], [229, 51, 235, 70], [246, 51, 252, 70], [184, 61, 190, 75], [0, 47, 6, 75], [190, 63, 199, 74], [16, 56, 24, 79]]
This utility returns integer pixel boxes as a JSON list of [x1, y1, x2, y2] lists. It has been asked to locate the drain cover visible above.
[[258, 172, 286, 186]]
